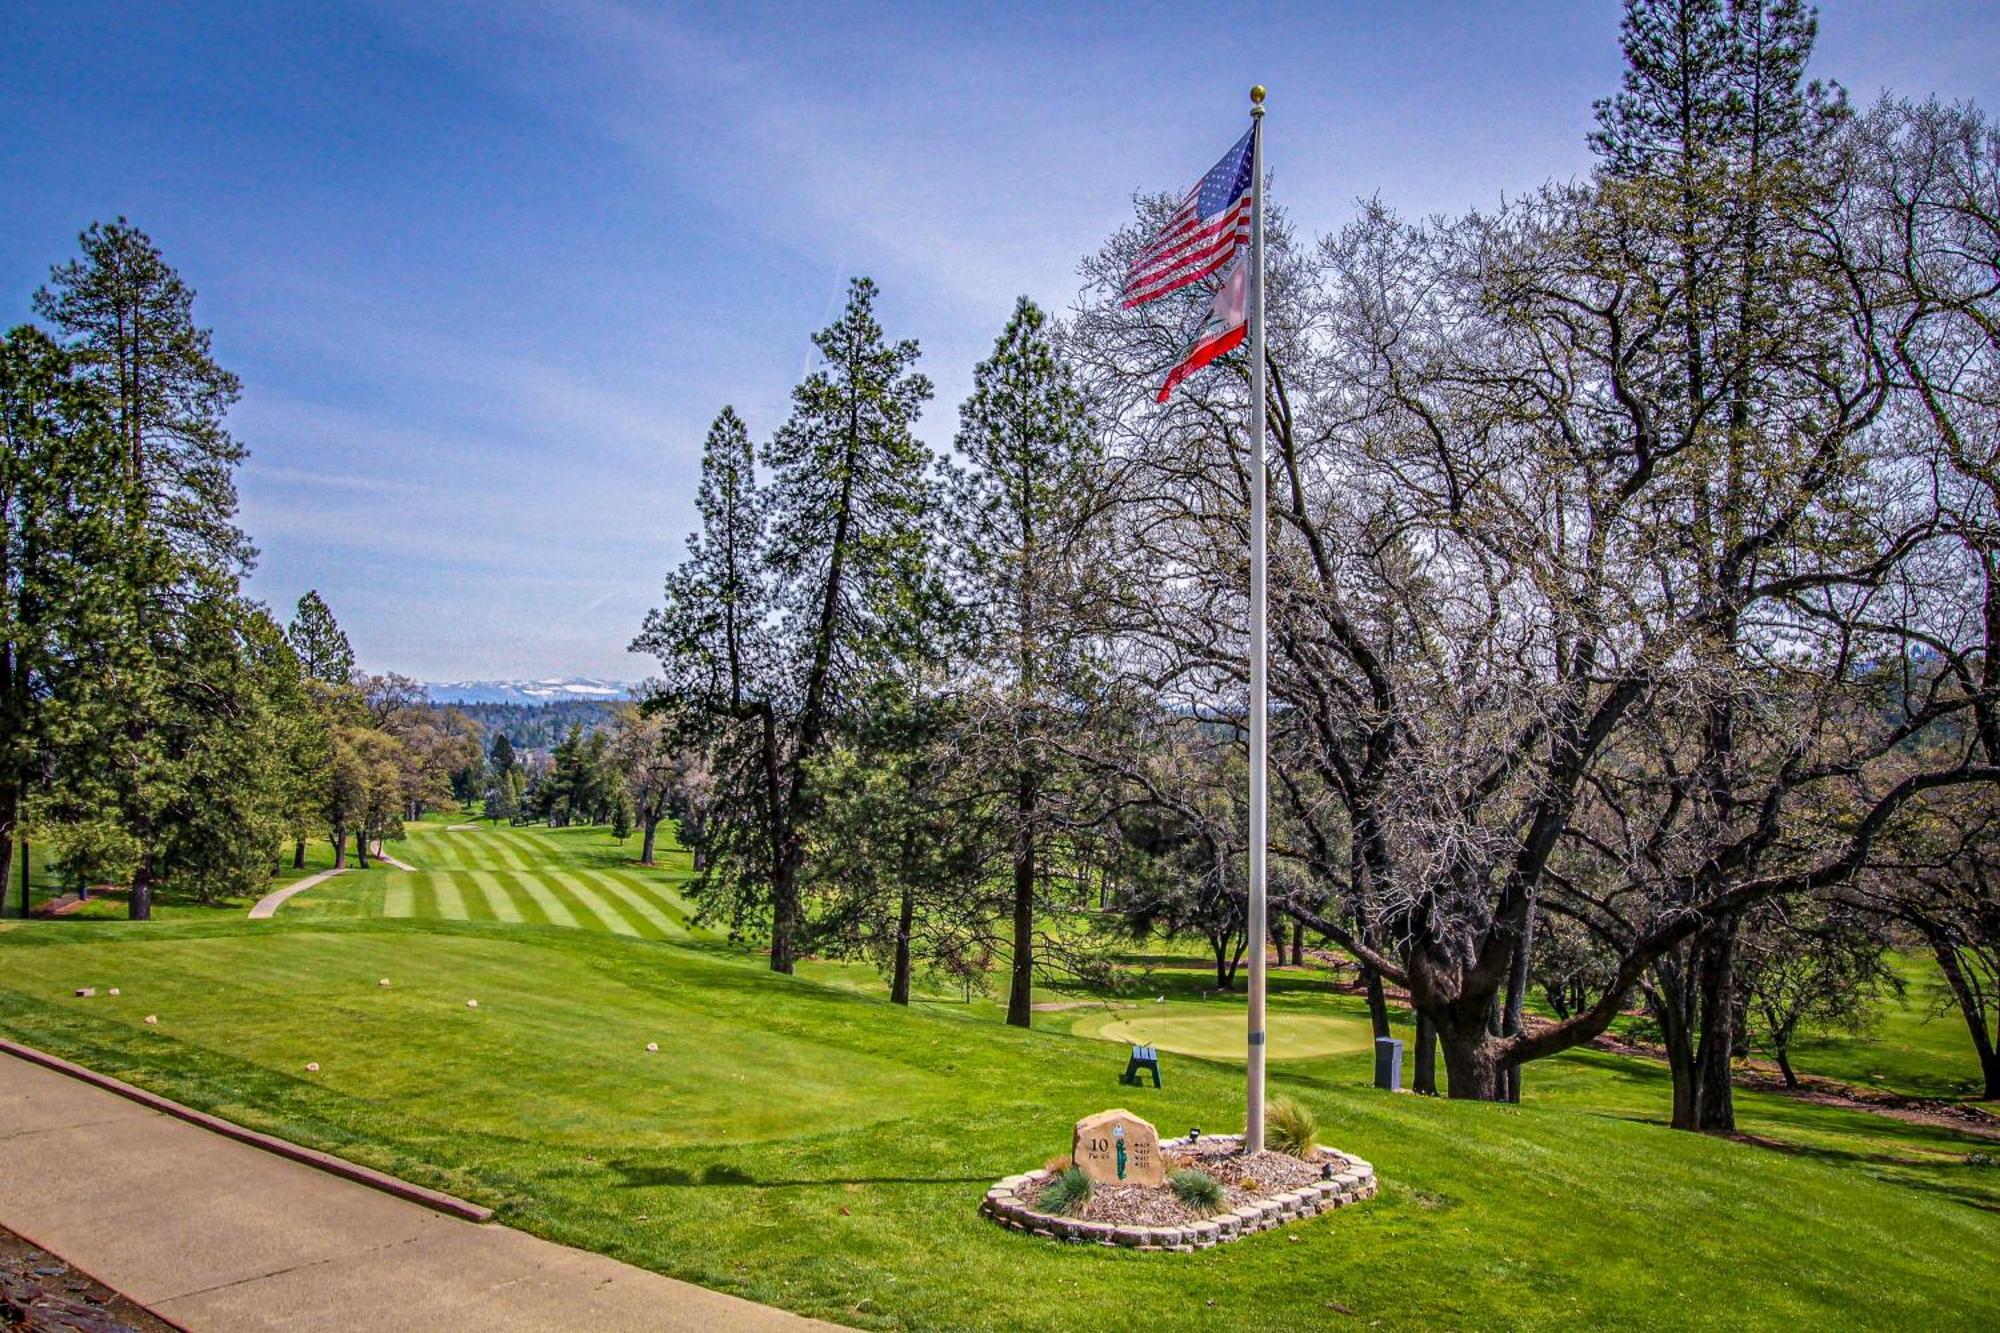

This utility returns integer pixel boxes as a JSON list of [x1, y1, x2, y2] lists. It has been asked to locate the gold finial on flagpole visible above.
[[1250, 84, 1266, 106]]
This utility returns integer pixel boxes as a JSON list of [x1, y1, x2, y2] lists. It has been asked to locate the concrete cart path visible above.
[[0, 1051, 835, 1332], [246, 868, 346, 920]]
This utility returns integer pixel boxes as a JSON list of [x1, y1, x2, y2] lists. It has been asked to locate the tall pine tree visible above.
[[637, 281, 946, 973], [947, 297, 1110, 1027], [1, 326, 128, 915], [1590, 0, 1851, 1131], [287, 589, 355, 685], [33, 219, 250, 577], [36, 222, 263, 916]]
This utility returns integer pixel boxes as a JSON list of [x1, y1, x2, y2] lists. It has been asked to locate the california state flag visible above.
[[1156, 255, 1248, 403]]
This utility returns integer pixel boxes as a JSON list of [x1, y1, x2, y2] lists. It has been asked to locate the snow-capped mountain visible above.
[[422, 677, 636, 706]]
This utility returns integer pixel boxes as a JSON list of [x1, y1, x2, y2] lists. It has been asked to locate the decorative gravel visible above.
[[987, 1135, 1376, 1249], [0, 1223, 172, 1332]]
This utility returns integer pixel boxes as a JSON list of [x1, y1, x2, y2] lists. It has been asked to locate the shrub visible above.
[[1040, 1166, 1093, 1217], [1266, 1095, 1319, 1158], [1169, 1168, 1224, 1213], [1968, 1152, 1996, 1169]]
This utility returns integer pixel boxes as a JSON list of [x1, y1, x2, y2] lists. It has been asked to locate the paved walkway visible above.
[[0, 1050, 833, 1331], [247, 869, 346, 920]]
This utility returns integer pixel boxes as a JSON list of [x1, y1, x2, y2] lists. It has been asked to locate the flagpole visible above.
[[1244, 83, 1269, 1155]]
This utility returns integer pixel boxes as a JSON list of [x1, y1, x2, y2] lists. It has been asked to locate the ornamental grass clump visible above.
[[1040, 1166, 1093, 1217], [1267, 1095, 1319, 1158], [1169, 1168, 1224, 1213]]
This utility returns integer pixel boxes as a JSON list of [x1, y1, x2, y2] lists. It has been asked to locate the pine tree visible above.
[[1, 326, 128, 915], [33, 222, 259, 917], [947, 296, 1108, 1027], [287, 590, 355, 685], [1589, 0, 1851, 1132], [635, 281, 947, 973], [150, 602, 313, 903], [545, 724, 583, 826], [632, 407, 768, 711], [33, 219, 250, 576]]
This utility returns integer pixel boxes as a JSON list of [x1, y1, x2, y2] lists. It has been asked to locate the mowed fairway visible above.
[[3, 827, 1997, 1330], [284, 823, 715, 944]]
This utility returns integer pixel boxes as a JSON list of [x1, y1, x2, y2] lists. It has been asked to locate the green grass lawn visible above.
[[1, 823, 1996, 1330], [1782, 953, 1987, 1100]]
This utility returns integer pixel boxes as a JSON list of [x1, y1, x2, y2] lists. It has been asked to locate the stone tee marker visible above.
[[1071, 1108, 1164, 1186]]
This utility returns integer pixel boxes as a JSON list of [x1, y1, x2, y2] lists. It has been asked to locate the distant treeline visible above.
[[435, 701, 620, 753]]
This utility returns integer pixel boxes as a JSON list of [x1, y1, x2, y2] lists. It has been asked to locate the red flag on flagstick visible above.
[[1156, 255, 1248, 402]]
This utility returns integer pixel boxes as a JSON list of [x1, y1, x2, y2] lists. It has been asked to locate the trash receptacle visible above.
[[1374, 1036, 1403, 1091]]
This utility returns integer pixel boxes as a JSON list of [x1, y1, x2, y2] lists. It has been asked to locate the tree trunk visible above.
[[332, 826, 347, 869], [1776, 1047, 1799, 1090], [129, 860, 153, 921], [1005, 770, 1036, 1029], [0, 788, 14, 918], [639, 817, 659, 867], [1649, 955, 1710, 1131], [1436, 1021, 1506, 1100], [1930, 935, 2000, 1100], [1502, 899, 1536, 1104], [1692, 917, 1740, 1132], [292, 838, 306, 870], [1414, 1012, 1439, 1096], [1289, 917, 1304, 966], [353, 829, 369, 870], [891, 884, 915, 1006], [769, 855, 799, 974], [17, 837, 29, 920], [1361, 965, 1391, 1041]]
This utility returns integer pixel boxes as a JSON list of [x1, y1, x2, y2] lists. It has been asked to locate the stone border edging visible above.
[[980, 1135, 1375, 1251], [0, 1037, 494, 1223]]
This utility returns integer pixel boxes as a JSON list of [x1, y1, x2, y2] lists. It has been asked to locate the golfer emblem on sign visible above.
[[1071, 1109, 1163, 1186]]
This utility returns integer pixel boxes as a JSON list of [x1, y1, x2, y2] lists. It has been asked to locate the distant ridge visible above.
[[423, 677, 635, 706]]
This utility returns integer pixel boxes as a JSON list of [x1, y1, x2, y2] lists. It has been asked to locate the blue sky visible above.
[[5, 1, 1995, 680]]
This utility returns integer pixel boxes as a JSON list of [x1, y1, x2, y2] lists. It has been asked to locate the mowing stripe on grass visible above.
[[561, 876, 650, 938], [495, 873, 553, 927], [433, 874, 477, 922], [411, 877, 445, 920], [499, 872, 581, 931], [586, 875, 682, 939], [381, 878, 414, 918], [484, 839, 536, 873], [424, 838, 466, 872], [602, 872, 696, 933], [467, 872, 525, 923], [603, 870, 693, 925], [506, 831, 567, 869]]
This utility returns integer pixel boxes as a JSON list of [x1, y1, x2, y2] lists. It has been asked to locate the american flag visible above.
[[1123, 128, 1254, 309]]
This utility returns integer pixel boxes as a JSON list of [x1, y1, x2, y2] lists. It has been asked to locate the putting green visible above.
[[1094, 1009, 1378, 1061]]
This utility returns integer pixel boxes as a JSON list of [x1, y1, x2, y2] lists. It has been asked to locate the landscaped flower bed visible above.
[[982, 1134, 1375, 1251]]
